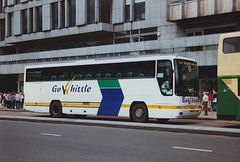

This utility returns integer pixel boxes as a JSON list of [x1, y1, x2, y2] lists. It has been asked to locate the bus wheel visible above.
[[50, 101, 62, 117], [130, 103, 148, 122]]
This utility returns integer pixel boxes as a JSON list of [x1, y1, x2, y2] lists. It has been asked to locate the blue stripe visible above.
[[97, 88, 124, 116]]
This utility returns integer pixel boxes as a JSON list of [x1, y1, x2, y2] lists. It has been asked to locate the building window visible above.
[[8, 12, 14, 36], [15, 0, 20, 4], [68, 0, 76, 27], [125, 0, 130, 22], [100, 0, 111, 23], [36, 6, 42, 32], [0, 0, 3, 13], [0, 19, 5, 41], [29, 8, 33, 33], [87, 0, 95, 24], [169, 0, 182, 4], [134, 0, 145, 21], [51, 2, 58, 30], [60, 0, 65, 28], [21, 9, 28, 34]]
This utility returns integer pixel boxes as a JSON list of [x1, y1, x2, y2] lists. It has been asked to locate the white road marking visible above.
[[173, 146, 213, 153], [40, 133, 61, 137]]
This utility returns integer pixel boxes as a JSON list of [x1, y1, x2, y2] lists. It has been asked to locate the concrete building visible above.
[[0, 0, 239, 93]]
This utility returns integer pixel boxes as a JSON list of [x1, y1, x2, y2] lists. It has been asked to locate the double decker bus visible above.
[[24, 55, 201, 122], [217, 32, 240, 120]]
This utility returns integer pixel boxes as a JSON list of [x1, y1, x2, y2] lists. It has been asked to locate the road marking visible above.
[[173, 146, 213, 153], [41, 133, 61, 137]]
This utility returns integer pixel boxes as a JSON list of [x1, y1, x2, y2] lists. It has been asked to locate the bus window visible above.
[[174, 59, 199, 96], [157, 60, 173, 96], [223, 37, 240, 54], [26, 70, 42, 81]]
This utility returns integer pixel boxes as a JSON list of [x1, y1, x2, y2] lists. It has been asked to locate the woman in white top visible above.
[[201, 92, 209, 116]]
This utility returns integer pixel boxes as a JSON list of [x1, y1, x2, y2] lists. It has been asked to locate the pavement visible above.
[[1, 104, 240, 137]]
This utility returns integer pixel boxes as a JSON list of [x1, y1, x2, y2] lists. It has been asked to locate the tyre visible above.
[[130, 103, 148, 122], [50, 101, 63, 117]]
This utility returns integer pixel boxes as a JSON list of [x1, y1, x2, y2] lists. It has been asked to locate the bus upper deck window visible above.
[[223, 37, 240, 54]]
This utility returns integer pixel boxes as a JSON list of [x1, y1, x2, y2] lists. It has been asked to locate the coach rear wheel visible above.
[[50, 101, 63, 117], [130, 103, 148, 122]]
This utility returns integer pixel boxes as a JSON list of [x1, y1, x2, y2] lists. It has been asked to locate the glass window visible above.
[[87, 0, 95, 24], [174, 59, 199, 96], [100, 0, 111, 23], [15, 0, 20, 4], [68, 0, 76, 27], [26, 70, 43, 82], [206, 45, 218, 51], [0, 0, 3, 13], [21, 9, 28, 34], [36, 6, 42, 32], [60, 0, 65, 28], [51, 2, 58, 30], [29, 8, 33, 33], [8, 12, 14, 36], [157, 60, 173, 96], [0, 19, 5, 40], [125, 0, 130, 22], [26, 61, 155, 82], [115, 38, 130, 44], [223, 37, 240, 54], [134, 0, 145, 21], [169, 0, 182, 4]]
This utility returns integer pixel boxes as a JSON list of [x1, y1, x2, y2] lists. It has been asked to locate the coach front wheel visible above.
[[130, 103, 148, 122], [50, 101, 63, 117]]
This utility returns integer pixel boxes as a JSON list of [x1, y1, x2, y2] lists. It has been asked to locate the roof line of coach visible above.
[[25, 54, 196, 69]]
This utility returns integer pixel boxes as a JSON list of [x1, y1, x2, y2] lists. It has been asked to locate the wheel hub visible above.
[[135, 108, 144, 118]]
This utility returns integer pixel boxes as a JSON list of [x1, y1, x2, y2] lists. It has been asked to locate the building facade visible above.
[[0, 0, 239, 94]]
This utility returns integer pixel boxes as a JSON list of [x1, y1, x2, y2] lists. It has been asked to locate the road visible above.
[[1, 120, 240, 162]]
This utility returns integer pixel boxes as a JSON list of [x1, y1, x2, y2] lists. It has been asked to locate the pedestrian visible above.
[[15, 92, 20, 109], [3, 92, 7, 107], [11, 92, 16, 109], [0, 92, 2, 107], [6, 92, 12, 108], [20, 92, 24, 110], [212, 89, 217, 111], [207, 91, 213, 111], [201, 92, 209, 116]]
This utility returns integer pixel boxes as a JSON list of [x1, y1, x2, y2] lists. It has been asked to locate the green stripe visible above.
[[218, 75, 240, 79], [97, 80, 120, 88]]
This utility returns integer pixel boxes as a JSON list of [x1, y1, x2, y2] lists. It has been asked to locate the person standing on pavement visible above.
[[0, 92, 2, 106], [15, 92, 20, 109], [3, 92, 7, 107], [20, 92, 24, 110], [201, 92, 209, 116], [207, 91, 213, 111], [11, 92, 16, 109], [6, 92, 12, 108], [212, 89, 217, 111]]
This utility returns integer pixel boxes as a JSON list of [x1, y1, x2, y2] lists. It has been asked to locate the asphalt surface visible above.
[[0, 105, 240, 137], [1, 120, 240, 162]]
